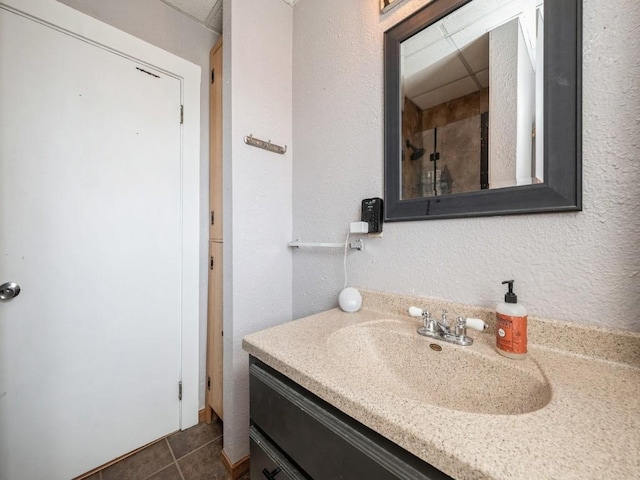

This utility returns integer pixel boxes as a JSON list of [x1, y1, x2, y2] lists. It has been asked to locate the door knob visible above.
[[0, 282, 21, 300]]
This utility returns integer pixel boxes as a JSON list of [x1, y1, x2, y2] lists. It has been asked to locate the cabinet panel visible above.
[[209, 39, 223, 242], [206, 241, 223, 418], [250, 358, 452, 480], [206, 38, 223, 422]]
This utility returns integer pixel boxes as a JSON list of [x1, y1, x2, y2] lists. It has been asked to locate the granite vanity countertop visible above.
[[243, 291, 640, 480]]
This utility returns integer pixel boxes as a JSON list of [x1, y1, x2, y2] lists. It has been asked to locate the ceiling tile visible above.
[[458, 34, 489, 73], [403, 37, 455, 80], [161, 0, 218, 22], [412, 76, 479, 110], [159, 0, 298, 33], [404, 52, 469, 98], [204, 0, 223, 32], [475, 68, 490, 88]]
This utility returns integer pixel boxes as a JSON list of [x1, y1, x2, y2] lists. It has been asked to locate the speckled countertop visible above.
[[242, 290, 640, 480]]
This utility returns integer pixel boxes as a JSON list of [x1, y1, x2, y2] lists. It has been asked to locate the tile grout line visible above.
[[140, 462, 179, 480], [98, 435, 174, 480], [166, 437, 187, 480], [136, 440, 179, 480], [175, 437, 219, 462], [96, 425, 223, 480]]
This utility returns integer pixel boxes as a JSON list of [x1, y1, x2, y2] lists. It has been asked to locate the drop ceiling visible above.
[[402, 0, 542, 111], [160, 0, 300, 34]]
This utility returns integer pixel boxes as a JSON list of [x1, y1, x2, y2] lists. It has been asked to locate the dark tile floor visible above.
[[81, 420, 249, 480]]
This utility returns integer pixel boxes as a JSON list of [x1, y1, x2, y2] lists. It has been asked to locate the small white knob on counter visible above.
[[408, 306, 423, 317], [466, 318, 488, 331]]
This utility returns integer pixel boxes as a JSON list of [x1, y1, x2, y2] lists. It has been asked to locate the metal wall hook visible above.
[[243, 134, 287, 155]]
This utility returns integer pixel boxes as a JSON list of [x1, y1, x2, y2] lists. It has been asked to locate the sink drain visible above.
[[429, 344, 442, 352]]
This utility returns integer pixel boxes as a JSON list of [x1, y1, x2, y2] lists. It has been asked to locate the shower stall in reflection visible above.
[[402, 90, 489, 199], [399, 1, 544, 201]]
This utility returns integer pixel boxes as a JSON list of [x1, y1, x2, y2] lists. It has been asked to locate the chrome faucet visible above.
[[412, 308, 485, 347]]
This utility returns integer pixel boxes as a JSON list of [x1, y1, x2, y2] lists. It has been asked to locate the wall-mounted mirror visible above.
[[384, 0, 581, 221]]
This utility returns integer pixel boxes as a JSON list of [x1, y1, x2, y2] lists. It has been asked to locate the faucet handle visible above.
[[422, 310, 431, 327], [466, 318, 488, 331], [455, 317, 467, 337], [409, 307, 435, 331], [422, 310, 440, 333]]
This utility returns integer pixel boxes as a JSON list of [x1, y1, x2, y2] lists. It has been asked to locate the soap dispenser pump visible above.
[[495, 280, 527, 359]]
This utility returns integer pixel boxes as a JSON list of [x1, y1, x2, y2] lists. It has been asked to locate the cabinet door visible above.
[[209, 40, 223, 242], [250, 358, 452, 480], [206, 241, 223, 418]]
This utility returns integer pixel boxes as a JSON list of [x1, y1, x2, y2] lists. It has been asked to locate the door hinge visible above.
[[210, 256, 214, 270], [210, 210, 215, 225], [207, 376, 211, 391], [180, 105, 184, 124], [178, 381, 183, 401], [211, 69, 215, 84]]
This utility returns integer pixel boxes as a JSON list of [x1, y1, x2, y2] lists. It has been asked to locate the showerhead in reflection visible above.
[[405, 139, 425, 161]]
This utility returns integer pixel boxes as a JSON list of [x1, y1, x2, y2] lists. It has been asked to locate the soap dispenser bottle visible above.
[[496, 280, 527, 359]]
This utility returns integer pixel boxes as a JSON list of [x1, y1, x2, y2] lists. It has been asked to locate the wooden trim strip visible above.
[[222, 449, 250, 480], [73, 437, 165, 479]]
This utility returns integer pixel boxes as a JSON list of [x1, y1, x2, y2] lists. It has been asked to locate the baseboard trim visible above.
[[73, 437, 165, 479], [198, 407, 205, 423], [221, 449, 250, 479]]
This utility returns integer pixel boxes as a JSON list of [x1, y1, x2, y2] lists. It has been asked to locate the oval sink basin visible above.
[[327, 319, 551, 415]]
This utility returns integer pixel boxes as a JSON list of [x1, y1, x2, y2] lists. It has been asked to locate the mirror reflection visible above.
[[401, 0, 544, 199]]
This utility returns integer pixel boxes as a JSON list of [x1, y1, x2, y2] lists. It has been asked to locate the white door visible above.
[[0, 7, 185, 480]]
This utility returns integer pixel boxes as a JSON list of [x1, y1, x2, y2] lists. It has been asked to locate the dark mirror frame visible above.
[[384, 0, 582, 221]]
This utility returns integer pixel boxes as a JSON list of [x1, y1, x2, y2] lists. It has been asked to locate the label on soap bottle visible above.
[[496, 313, 527, 354]]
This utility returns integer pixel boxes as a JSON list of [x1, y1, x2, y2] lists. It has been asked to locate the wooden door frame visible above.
[[1, 0, 202, 429]]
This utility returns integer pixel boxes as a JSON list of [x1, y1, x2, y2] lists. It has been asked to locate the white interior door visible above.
[[0, 6, 185, 479]]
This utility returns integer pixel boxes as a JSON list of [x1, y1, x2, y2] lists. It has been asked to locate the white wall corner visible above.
[[222, 0, 293, 464]]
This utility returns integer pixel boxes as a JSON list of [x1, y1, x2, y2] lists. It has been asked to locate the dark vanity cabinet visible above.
[[249, 357, 452, 480]]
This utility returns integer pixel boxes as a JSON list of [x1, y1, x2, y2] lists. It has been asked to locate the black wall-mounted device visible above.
[[361, 198, 384, 233]]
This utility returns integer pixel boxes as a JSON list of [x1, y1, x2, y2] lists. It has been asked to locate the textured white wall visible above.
[[292, 0, 640, 332], [55, 0, 218, 408], [490, 18, 536, 187], [515, 19, 535, 185], [223, 0, 293, 463], [489, 19, 519, 189]]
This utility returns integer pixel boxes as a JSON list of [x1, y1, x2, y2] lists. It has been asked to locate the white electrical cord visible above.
[[343, 228, 350, 289]]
